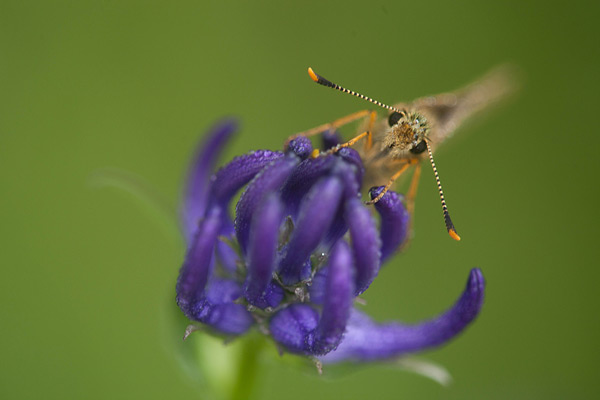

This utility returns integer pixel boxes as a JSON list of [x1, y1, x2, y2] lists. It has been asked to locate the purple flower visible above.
[[176, 118, 485, 363]]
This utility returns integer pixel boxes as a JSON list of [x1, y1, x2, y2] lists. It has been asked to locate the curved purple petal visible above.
[[270, 304, 319, 354], [313, 240, 355, 355], [210, 150, 284, 206], [215, 240, 239, 275], [322, 159, 361, 248], [182, 119, 238, 241], [278, 176, 344, 285], [345, 197, 381, 295], [235, 155, 299, 253], [280, 155, 336, 216], [321, 204, 347, 250], [270, 241, 354, 355], [244, 194, 286, 309], [370, 187, 410, 263], [321, 129, 342, 150], [188, 278, 254, 335], [248, 282, 285, 311], [215, 217, 239, 274], [332, 156, 361, 200], [308, 266, 328, 305], [321, 268, 486, 363], [286, 136, 313, 160], [336, 148, 364, 189], [176, 206, 223, 317]]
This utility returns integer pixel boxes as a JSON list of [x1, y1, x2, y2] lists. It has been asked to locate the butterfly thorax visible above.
[[381, 111, 430, 159]]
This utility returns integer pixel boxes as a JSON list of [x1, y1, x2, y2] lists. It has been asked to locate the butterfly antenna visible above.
[[308, 67, 405, 115], [426, 142, 461, 241]]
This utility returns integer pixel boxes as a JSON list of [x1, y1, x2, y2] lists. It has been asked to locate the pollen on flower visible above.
[[176, 118, 485, 364]]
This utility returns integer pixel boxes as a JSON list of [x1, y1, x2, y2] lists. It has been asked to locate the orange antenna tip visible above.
[[448, 229, 461, 241], [308, 67, 319, 82]]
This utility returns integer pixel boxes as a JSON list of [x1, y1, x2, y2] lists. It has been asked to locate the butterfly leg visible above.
[[364, 110, 376, 151], [309, 111, 377, 158], [285, 109, 371, 146], [365, 158, 419, 205], [398, 162, 422, 246], [406, 162, 421, 216]]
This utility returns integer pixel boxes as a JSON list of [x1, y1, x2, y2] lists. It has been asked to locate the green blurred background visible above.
[[2, 0, 599, 399]]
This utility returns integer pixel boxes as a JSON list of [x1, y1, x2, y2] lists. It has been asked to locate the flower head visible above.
[[176, 119, 485, 363]]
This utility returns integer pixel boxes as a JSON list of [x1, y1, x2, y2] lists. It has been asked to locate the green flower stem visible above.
[[230, 334, 265, 400], [188, 330, 266, 400]]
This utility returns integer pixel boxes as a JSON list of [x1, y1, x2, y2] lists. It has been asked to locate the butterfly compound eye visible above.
[[388, 112, 403, 127], [410, 140, 427, 154]]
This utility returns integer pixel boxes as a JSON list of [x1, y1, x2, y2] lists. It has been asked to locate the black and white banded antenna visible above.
[[308, 67, 405, 116], [426, 142, 461, 241]]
